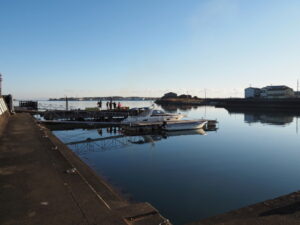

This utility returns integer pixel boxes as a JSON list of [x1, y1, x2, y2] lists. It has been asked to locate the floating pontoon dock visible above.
[[40, 119, 218, 132]]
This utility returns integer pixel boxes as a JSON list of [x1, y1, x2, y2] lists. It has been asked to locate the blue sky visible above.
[[1, 0, 300, 99]]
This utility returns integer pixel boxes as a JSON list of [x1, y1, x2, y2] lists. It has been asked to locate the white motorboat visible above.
[[122, 107, 184, 123], [162, 120, 207, 131]]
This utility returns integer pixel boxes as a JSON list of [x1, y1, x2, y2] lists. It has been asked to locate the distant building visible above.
[[244, 85, 295, 99], [260, 85, 294, 98], [245, 87, 261, 98]]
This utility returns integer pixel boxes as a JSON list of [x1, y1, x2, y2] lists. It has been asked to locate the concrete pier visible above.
[[0, 113, 171, 225]]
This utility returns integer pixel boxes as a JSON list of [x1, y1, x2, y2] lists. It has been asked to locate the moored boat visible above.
[[162, 120, 207, 131], [122, 107, 184, 124]]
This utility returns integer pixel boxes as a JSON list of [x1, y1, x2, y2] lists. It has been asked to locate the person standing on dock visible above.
[[113, 102, 116, 109], [110, 98, 113, 110], [98, 100, 102, 109]]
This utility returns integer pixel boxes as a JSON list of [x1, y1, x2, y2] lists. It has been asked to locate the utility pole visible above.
[[0, 73, 2, 96]]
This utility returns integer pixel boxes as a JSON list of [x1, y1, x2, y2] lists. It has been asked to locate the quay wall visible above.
[[187, 189, 300, 225], [0, 112, 171, 225], [213, 98, 300, 110], [0, 97, 10, 135]]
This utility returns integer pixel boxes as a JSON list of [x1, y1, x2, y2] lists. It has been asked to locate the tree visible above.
[[162, 92, 178, 99], [178, 94, 192, 99]]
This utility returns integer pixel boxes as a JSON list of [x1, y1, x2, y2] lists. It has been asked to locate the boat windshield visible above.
[[151, 110, 166, 115], [138, 108, 152, 117]]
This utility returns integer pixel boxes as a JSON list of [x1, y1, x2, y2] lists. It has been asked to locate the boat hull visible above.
[[163, 121, 207, 131], [122, 114, 184, 123]]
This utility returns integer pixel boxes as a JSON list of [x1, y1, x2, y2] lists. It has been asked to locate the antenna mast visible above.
[[0, 73, 2, 96]]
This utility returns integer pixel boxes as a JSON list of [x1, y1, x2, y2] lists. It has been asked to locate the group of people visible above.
[[97, 100, 122, 110]]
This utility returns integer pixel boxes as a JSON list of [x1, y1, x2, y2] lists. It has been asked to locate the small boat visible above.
[[162, 120, 207, 131], [122, 107, 184, 123]]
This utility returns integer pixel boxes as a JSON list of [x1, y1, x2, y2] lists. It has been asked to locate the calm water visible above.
[[50, 101, 300, 225]]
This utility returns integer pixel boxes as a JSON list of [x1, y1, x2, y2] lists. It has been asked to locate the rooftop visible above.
[[263, 85, 292, 90]]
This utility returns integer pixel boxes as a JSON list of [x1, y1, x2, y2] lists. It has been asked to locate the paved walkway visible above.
[[0, 113, 170, 225]]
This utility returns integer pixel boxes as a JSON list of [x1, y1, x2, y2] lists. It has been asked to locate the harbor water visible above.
[[40, 101, 300, 225]]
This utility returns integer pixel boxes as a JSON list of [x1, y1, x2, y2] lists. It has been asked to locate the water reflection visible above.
[[128, 129, 207, 145], [244, 114, 293, 125], [64, 128, 214, 155], [225, 108, 300, 126]]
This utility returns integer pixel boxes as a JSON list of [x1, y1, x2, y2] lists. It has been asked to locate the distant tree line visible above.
[[161, 92, 199, 99]]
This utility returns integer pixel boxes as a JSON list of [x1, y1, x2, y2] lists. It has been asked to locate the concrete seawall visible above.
[[0, 97, 10, 135], [213, 98, 300, 110], [187, 190, 300, 225]]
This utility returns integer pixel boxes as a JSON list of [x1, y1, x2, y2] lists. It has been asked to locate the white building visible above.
[[260, 85, 294, 99], [245, 87, 261, 98]]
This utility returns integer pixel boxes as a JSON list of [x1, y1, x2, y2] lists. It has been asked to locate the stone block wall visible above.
[[0, 97, 10, 136]]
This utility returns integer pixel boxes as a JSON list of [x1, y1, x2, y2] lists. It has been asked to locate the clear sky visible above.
[[1, 0, 300, 99]]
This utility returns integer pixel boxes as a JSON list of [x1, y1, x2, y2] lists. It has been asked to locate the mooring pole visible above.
[[66, 96, 69, 111]]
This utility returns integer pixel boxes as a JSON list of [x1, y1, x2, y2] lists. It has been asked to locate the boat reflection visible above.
[[128, 129, 207, 145], [66, 128, 215, 155]]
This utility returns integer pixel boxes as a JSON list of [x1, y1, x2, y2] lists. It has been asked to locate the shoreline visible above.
[[156, 97, 300, 109]]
